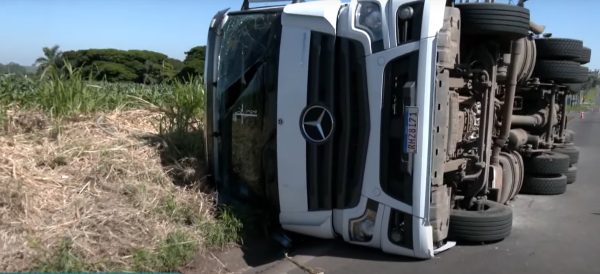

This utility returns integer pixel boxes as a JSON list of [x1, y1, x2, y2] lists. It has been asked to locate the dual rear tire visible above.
[[554, 144, 580, 184], [533, 60, 588, 84], [533, 38, 590, 84], [521, 174, 568, 195], [521, 152, 569, 195], [520, 147, 580, 195]]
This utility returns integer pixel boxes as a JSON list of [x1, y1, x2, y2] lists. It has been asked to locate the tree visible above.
[[0, 62, 27, 75], [93, 61, 138, 82], [177, 46, 205, 80], [34, 45, 63, 74], [61, 49, 183, 83]]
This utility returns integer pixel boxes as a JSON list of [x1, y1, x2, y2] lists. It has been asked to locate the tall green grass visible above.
[[154, 76, 206, 168], [157, 76, 205, 135], [0, 66, 205, 120]]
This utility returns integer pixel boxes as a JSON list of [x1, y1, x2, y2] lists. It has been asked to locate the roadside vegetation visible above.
[[564, 69, 600, 113], [567, 86, 599, 113], [0, 46, 240, 272]]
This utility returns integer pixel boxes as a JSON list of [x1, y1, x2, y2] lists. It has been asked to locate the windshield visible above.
[[216, 12, 282, 199], [218, 12, 281, 93]]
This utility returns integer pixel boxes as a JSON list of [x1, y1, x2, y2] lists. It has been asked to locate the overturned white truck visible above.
[[204, 0, 590, 258]]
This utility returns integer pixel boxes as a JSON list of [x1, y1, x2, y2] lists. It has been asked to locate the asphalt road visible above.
[[249, 107, 600, 274]]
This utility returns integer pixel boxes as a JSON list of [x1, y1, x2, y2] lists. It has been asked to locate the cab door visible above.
[[206, 8, 283, 206]]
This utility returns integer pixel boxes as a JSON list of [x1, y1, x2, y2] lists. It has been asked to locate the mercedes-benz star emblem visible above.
[[301, 105, 335, 144]]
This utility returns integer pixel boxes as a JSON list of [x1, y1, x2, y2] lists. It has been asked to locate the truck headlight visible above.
[[349, 200, 378, 242], [356, 2, 383, 48]]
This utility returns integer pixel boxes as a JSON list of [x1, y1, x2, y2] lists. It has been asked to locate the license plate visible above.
[[404, 107, 418, 154]]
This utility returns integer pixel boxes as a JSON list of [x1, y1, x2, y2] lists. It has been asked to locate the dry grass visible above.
[[0, 108, 223, 271]]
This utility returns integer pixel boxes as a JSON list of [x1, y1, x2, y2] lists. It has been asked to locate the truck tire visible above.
[[552, 145, 579, 165], [574, 46, 592, 64], [579, 66, 590, 82], [526, 152, 570, 175], [457, 3, 530, 40], [520, 174, 568, 195], [565, 165, 577, 184], [533, 60, 588, 83], [449, 200, 512, 242], [535, 38, 584, 60]]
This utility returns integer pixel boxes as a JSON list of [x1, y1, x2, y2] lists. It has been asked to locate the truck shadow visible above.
[[286, 237, 420, 263], [234, 223, 420, 270], [236, 226, 507, 269]]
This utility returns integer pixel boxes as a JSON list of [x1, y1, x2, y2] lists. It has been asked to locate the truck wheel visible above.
[[552, 145, 579, 165], [574, 46, 592, 64], [499, 153, 516, 204], [520, 174, 568, 195], [533, 60, 588, 83], [457, 3, 530, 40], [535, 38, 584, 60], [526, 152, 570, 175], [510, 151, 525, 200], [565, 165, 577, 184], [449, 200, 512, 242], [499, 152, 524, 204]]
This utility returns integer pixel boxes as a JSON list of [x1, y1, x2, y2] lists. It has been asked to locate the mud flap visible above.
[[434, 240, 456, 254]]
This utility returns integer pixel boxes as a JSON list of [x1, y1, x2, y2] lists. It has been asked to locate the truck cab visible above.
[[204, 0, 580, 259]]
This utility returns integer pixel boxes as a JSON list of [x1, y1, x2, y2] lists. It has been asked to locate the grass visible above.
[[583, 86, 599, 103], [567, 87, 598, 113], [38, 231, 203, 272], [132, 231, 198, 272], [0, 69, 242, 272], [0, 65, 203, 121], [567, 103, 591, 113], [35, 239, 88, 272], [202, 207, 244, 250], [158, 194, 205, 226], [157, 76, 205, 136]]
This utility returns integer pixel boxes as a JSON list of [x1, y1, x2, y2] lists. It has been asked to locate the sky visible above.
[[0, 0, 598, 69]]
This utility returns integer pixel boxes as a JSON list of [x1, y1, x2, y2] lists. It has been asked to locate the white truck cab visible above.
[[205, 0, 578, 259], [206, 0, 449, 258]]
